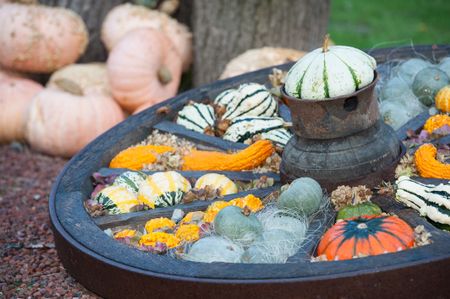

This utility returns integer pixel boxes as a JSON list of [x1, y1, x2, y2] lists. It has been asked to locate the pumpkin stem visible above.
[[53, 78, 84, 96], [10, 0, 38, 4], [242, 206, 251, 216], [322, 34, 330, 53], [158, 66, 173, 85]]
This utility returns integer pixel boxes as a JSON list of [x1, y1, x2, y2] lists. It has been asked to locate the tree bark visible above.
[[191, 0, 330, 86], [39, 0, 128, 62]]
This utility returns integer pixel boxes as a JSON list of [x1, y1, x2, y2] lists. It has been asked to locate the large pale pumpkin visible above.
[[0, 77, 43, 143], [25, 86, 124, 157], [107, 28, 182, 113], [47, 63, 110, 96], [0, 3, 88, 73], [285, 38, 376, 100], [220, 47, 306, 79], [101, 3, 192, 70]]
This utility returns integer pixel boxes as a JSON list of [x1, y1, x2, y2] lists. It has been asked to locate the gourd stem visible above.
[[53, 78, 84, 96], [158, 66, 173, 85], [10, 0, 38, 4], [322, 34, 330, 53]]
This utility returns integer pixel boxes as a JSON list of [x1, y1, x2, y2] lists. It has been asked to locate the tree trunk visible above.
[[39, 0, 128, 62], [191, 0, 330, 86]]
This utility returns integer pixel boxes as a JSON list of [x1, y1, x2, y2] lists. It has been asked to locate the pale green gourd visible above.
[[213, 206, 263, 245], [182, 236, 243, 263], [277, 177, 322, 216]]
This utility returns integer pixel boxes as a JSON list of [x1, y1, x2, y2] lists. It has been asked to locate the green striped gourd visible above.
[[194, 173, 238, 196], [396, 176, 450, 225], [222, 83, 278, 120], [214, 89, 239, 108], [95, 185, 140, 214], [138, 171, 191, 208], [176, 102, 215, 133], [284, 42, 376, 100], [113, 171, 147, 195], [223, 116, 292, 147]]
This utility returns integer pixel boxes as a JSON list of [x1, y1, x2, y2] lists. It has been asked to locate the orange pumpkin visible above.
[[435, 85, 450, 113], [0, 77, 43, 143], [107, 28, 182, 113], [101, 3, 192, 71], [25, 82, 124, 157], [0, 3, 88, 73], [317, 215, 415, 261]]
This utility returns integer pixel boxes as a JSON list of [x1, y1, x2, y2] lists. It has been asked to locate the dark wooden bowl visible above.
[[50, 45, 450, 299]]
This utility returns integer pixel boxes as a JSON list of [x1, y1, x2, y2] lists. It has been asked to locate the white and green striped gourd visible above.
[[214, 88, 239, 108], [138, 171, 191, 208], [284, 37, 377, 100], [396, 176, 450, 225], [95, 185, 140, 214], [113, 171, 147, 195], [176, 102, 215, 133], [223, 116, 292, 147], [222, 83, 278, 120]]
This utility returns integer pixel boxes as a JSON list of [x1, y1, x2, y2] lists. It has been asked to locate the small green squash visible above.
[[336, 202, 382, 220], [412, 67, 450, 106], [213, 206, 263, 245], [277, 177, 323, 216]]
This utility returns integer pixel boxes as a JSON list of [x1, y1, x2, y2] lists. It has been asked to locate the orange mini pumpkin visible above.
[[107, 28, 182, 113], [317, 215, 414, 261], [435, 85, 450, 113]]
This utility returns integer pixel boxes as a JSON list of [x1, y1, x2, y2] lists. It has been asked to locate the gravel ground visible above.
[[0, 143, 98, 298]]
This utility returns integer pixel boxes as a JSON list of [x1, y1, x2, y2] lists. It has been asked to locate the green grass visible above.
[[329, 0, 450, 49]]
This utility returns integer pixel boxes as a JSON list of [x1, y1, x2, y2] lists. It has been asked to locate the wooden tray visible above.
[[50, 45, 450, 299]]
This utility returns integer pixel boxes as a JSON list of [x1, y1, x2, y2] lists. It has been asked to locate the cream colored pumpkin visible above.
[[0, 66, 27, 82], [220, 47, 306, 79], [0, 3, 88, 73], [285, 40, 377, 100], [194, 173, 238, 196], [101, 3, 192, 70], [0, 77, 43, 143], [25, 86, 124, 157], [47, 63, 110, 96], [107, 28, 182, 113]]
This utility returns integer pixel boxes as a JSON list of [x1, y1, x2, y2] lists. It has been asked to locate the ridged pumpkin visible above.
[[414, 143, 450, 179], [107, 28, 182, 113], [94, 185, 140, 215], [138, 171, 191, 208], [317, 215, 415, 261], [435, 85, 450, 113], [423, 114, 450, 134], [25, 86, 124, 157], [285, 36, 376, 100], [101, 3, 192, 70], [0, 3, 88, 73], [0, 77, 43, 143]]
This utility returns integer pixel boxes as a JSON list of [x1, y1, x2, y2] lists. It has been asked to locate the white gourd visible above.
[[223, 116, 292, 147], [223, 83, 278, 120], [285, 39, 376, 100], [214, 89, 239, 107], [176, 102, 215, 133], [396, 176, 450, 225], [194, 173, 238, 196]]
